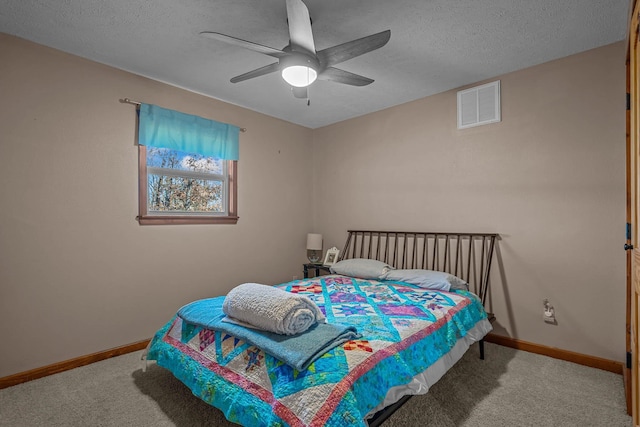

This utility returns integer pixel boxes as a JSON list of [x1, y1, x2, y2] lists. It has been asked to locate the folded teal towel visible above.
[[178, 296, 360, 371]]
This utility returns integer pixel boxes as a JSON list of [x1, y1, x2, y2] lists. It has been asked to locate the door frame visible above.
[[627, 0, 640, 422]]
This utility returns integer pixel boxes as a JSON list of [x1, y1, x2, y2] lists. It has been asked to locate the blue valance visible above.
[[138, 104, 239, 160]]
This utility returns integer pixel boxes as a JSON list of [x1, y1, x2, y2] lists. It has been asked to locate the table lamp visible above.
[[306, 233, 323, 264]]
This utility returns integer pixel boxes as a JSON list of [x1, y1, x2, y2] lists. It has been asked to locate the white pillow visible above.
[[330, 258, 393, 279], [384, 269, 469, 291]]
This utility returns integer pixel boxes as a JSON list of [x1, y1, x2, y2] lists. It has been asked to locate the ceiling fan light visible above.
[[282, 65, 317, 88]]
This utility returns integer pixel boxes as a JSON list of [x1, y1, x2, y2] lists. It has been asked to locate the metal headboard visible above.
[[339, 230, 498, 306]]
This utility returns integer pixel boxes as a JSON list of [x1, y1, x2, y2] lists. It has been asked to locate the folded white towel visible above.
[[222, 283, 325, 335]]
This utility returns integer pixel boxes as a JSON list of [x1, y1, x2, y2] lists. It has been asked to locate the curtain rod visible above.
[[121, 98, 247, 132]]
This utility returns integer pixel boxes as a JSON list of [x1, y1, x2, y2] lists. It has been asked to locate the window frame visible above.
[[137, 145, 238, 225]]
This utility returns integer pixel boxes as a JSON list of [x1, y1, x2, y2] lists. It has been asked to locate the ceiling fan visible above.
[[200, 0, 391, 100]]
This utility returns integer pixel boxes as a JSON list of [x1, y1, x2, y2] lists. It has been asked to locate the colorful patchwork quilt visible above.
[[146, 275, 490, 427]]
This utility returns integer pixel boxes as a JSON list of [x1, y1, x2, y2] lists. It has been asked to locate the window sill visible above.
[[137, 215, 239, 225]]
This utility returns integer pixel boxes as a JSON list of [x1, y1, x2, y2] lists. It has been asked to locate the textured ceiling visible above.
[[0, 0, 629, 128]]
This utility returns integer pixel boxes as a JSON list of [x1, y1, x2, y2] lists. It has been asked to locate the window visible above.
[[135, 103, 239, 225], [138, 147, 237, 225]]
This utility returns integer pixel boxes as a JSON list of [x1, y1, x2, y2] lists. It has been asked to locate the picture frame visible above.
[[323, 246, 340, 266]]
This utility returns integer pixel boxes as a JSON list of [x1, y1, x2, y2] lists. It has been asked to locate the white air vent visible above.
[[457, 80, 501, 129]]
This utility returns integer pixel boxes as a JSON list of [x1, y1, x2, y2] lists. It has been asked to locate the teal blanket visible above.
[[178, 296, 360, 371], [147, 276, 490, 427]]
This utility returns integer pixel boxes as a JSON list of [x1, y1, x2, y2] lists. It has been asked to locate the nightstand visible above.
[[303, 263, 332, 278]]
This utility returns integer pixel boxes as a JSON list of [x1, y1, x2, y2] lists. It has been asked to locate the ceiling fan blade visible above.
[[285, 0, 316, 54], [200, 31, 287, 58], [316, 30, 390, 68], [291, 87, 308, 99], [317, 67, 374, 86], [230, 62, 281, 83]]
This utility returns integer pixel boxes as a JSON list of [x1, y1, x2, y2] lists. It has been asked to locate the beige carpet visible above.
[[0, 342, 631, 426]]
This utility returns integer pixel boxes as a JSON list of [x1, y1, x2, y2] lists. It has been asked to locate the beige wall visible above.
[[312, 42, 627, 362], [0, 33, 627, 377], [0, 34, 314, 377]]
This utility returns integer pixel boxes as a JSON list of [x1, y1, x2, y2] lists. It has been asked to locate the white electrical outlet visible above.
[[543, 310, 555, 324], [543, 299, 556, 324]]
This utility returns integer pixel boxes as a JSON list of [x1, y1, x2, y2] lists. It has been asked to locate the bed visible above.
[[144, 230, 498, 426]]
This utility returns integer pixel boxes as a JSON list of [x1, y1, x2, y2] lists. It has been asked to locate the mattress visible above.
[[145, 274, 492, 426]]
